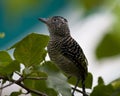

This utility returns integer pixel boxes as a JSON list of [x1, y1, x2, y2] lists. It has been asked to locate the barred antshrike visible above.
[[39, 16, 88, 96]]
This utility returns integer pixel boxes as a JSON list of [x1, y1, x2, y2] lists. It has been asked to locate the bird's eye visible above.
[[53, 18, 57, 22]]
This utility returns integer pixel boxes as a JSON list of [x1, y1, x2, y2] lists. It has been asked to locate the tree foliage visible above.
[[0, 33, 120, 96], [0, 33, 92, 96]]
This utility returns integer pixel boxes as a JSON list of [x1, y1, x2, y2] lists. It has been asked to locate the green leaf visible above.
[[0, 60, 20, 76], [70, 0, 105, 16], [96, 31, 120, 59], [23, 70, 57, 96], [98, 77, 104, 85], [111, 78, 120, 90], [82, 0, 105, 11], [90, 84, 114, 96], [10, 90, 22, 96], [10, 33, 49, 66], [23, 67, 32, 75], [0, 51, 17, 75], [0, 51, 20, 81], [85, 72, 93, 88], [95, 2, 120, 59], [24, 78, 57, 96], [42, 61, 72, 96], [91, 77, 120, 96], [111, 88, 120, 96], [5, 60, 20, 74], [112, 0, 120, 19], [0, 51, 12, 66], [111, 78, 120, 96], [41, 61, 60, 74], [68, 72, 93, 89]]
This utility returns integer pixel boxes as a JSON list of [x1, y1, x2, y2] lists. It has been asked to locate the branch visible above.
[[15, 71, 22, 77], [0, 83, 3, 96], [0, 82, 14, 89], [72, 87, 88, 96], [0, 76, 6, 79], [0, 76, 48, 96], [15, 82, 47, 96], [0, 76, 24, 89]]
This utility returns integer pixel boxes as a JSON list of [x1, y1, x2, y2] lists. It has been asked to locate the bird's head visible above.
[[39, 16, 70, 36]]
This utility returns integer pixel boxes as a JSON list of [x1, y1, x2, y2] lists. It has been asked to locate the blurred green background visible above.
[[0, 0, 68, 49], [1, 0, 120, 59]]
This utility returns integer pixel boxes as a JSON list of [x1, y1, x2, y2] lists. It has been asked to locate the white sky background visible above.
[[2, 6, 120, 96]]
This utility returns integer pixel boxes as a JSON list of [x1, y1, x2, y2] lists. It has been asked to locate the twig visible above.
[[0, 82, 14, 89], [0, 76, 11, 89], [72, 87, 83, 94], [0, 76, 47, 96], [0, 76, 24, 89], [0, 82, 3, 96], [0, 76, 6, 79], [72, 87, 88, 96], [15, 82, 47, 96], [15, 71, 22, 77]]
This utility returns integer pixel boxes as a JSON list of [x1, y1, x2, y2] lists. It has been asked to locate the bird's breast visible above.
[[47, 40, 82, 77]]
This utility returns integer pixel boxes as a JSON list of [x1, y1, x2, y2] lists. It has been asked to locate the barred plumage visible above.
[[39, 16, 88, 96]]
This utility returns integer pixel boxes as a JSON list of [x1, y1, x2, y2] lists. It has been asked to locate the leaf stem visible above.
[[26, 77, 47, 80]]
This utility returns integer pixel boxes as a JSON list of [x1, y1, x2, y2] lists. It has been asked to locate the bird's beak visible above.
[[38, 18, 48, 24]]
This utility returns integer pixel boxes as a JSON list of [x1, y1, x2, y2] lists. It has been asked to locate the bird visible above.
[[38, 16, 88, 96]]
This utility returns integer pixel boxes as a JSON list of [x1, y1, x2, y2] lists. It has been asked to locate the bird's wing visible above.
[[60, 37, 88, 75]]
